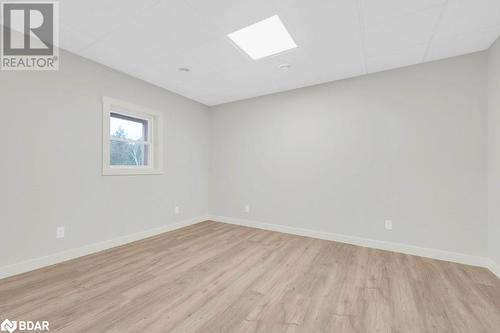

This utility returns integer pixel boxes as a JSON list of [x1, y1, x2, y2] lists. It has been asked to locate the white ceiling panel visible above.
[[185, 0, 280, 35], [364, 6, 445, 57], [54, 0, 499, 105], [59, 0, 162, 38], [59, 23, 99, 53], [361, 0, 446, 27], [367, 43, 427, 73], [436, 0, 500, 37], [426, 26, 500, 62]]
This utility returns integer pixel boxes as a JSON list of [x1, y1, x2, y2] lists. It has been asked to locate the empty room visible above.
[[1, 0, 499, 332]]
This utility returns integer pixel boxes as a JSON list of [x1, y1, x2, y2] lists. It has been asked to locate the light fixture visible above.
[[227, 15, 297, 60], [178, 67, 190, 72]]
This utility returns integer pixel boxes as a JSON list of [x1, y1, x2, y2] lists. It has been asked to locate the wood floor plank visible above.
[[0, 221, 499, 332]]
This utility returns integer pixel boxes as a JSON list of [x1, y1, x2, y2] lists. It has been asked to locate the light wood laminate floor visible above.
[[1, 221, 499, 332]]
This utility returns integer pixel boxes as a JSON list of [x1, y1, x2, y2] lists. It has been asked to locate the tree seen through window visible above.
[[110, 126, 146, 166]]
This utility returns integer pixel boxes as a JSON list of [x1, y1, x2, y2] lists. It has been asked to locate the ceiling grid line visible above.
[[423, 0, 450, 62], [355, 0, 368, 74]]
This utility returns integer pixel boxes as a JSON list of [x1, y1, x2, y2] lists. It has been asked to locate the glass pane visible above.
[[110, 140, 149, 166], [110, 113, 148, 141]]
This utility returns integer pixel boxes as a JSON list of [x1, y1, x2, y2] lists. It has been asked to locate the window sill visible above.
[[102, 167, 164, 176]]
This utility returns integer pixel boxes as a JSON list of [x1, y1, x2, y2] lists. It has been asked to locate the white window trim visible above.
[[102, 97, 164, 175]]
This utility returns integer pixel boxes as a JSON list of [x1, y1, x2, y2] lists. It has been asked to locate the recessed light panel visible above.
[[227, 15, 297, 60]]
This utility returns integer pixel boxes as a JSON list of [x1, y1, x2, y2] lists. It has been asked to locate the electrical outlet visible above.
[[385, 220, 393, 231], [244, 204, 250, 213], [56, 226, 65, 239], [174, 206, 180, 215]]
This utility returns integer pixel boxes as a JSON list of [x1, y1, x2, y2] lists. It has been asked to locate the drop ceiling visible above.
[[57, 0, 500, 105]]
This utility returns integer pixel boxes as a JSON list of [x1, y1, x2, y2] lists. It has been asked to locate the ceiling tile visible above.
[[367, 44, 427, 73], [58, 23, 98, 53], [437, 0, 500, 37], [165, 38, 252, 75], [128, 38, 254, 99], [60, 0, 161, 39], [185, 0, 280, 34], [361, 0, 446, 27], [364, 6, 445, 56], [426, 26, 500, 62]]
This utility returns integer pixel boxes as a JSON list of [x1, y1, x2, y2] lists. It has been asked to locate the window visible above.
[[102, 97, 163, 175]]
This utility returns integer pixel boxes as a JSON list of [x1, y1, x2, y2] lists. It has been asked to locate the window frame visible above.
[[102, 97, 164, 175]]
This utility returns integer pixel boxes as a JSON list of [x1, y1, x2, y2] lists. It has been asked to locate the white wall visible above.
[[0, 49, 209, 268], [209, 52, 488, 257], [0, 44, 494, 275], [488, 37, 500, 269]]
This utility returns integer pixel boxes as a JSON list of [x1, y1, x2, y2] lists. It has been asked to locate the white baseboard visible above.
[[0, 216, 209, 280], [485, 258, 500, 278], [3, 215, 497, 280], [209, 215, 498, 277]]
